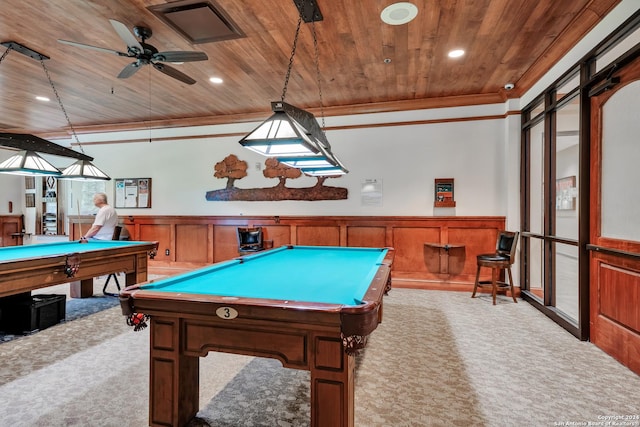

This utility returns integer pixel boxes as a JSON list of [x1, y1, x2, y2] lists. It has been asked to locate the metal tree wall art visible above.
[[205, 154, 347, 201]]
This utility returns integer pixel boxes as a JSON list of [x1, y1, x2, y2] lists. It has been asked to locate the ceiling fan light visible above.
[[59, 160, 111, 181], [0, 150, 61, 176]]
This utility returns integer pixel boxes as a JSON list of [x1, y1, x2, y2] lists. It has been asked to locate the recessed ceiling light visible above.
[[35, 96, 50, 102], [448, 49, 465, 58], [209, 77, 223, 84], [381, 2, 418, 26]]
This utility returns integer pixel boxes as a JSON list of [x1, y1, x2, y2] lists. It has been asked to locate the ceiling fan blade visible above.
[[153, 63, 196, 85], [154, 51, 208, 63], [117, 62, 143, 79], [58, 39, 129, 56], [109, 19, 143, 53]]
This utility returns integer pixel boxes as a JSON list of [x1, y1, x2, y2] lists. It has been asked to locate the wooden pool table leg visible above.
[[309, 334, 355, 427], [69, 278, 93, 298], [149, 317, 199, 427]]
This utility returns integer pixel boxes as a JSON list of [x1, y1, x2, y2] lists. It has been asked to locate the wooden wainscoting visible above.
[[68, 215, 506, 289], [0, 215, 24, 247]]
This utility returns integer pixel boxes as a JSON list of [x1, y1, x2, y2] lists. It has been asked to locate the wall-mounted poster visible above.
[[115, 178, 152, 208]]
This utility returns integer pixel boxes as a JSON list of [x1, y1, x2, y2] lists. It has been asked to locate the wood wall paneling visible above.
[[68, 215, 506, 287], [175, 224, 209, 263], [346, 226, 387, 248], [448, 227, 501, 278], [140, 224, 172, 262], [213, 225, 241, 262], [393, 227, 441, 274], [1, 216, 23, 247], [253, 224, 291, 249], [296, 226, 341, 246]]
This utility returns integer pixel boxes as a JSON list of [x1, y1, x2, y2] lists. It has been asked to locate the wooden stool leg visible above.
[[472, 265, 481, 298], [506, 267, 517, 303], [491, 268, 498, 305]]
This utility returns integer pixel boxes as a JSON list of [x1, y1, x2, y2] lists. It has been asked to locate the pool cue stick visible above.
[[77, 200, 86, 242]]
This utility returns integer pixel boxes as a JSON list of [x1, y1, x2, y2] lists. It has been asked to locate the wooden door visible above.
[[589, 56, 640, 375]]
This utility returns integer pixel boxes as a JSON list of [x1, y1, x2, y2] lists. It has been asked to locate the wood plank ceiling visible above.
[[0, 0, 622, 136]]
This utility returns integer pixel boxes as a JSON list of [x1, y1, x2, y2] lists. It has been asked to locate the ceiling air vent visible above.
[[148, 0, 244, 44]]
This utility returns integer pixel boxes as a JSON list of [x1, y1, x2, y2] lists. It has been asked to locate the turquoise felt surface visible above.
[[141, 246, 388, 306], [0, 240, 153, 262]]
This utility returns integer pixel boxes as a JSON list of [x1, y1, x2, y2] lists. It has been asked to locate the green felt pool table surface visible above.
[[139, 245, 390, 305]]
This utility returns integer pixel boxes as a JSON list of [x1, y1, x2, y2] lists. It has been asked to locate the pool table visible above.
[[0, 240, 158, 298], [119, 245, 394, 427]]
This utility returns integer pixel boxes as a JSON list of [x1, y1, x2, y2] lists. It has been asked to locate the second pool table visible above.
[[0, 239, 158, 298], [120, 245, 393, 427]]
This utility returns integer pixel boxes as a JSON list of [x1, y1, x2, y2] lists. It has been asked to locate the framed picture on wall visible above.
[[556, 176, 576, 210], [25, 193, 35, 208], [434, 178, 456, 207], [114, 178, 152, 208], [25, 176, 35, 189]]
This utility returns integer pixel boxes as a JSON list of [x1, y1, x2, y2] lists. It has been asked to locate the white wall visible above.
[[55, 107, 508, 217]]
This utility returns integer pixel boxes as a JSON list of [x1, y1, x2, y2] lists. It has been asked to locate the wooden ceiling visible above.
[[0, 0, 621, 136]]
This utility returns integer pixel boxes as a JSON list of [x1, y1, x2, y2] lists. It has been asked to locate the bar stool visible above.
[[472, 231, 519, 305]]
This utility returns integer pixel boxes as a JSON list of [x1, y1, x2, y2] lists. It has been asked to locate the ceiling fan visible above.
[[58, 19, 208, 85]]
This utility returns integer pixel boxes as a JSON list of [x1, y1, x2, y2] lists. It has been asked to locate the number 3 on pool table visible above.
[[216, 306, 238, 319]]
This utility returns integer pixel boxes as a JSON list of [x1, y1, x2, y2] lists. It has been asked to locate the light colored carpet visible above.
[[1, 288, 639, 427]]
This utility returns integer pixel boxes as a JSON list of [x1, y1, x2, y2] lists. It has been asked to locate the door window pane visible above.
[[554, 242, 579, 321], [529, 121, 545, 234], [554, 97, 580, 241], [556, 72, 579, 102], [65, 180, 107, 215], [529, 99, 545, 121], [601, 81, 640, 242], [528, 237, 544, 303]]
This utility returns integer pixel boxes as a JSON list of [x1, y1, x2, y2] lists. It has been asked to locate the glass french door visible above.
[[521, 76, 582, 336]]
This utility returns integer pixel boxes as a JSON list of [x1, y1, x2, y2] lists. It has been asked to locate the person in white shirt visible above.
[[82, 193, 118, 240]]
